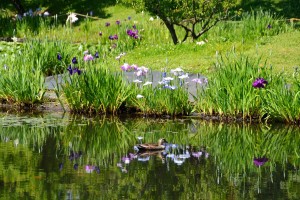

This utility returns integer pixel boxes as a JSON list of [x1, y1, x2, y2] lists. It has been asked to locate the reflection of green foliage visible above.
[[0, 115, 299, 199]]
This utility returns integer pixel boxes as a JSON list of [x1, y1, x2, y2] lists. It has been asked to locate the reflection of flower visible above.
[[122, 156, 131, 164], [69, 151, 82, 160], [59, 163, 63, 171], [192, 151, 202, 158], [85, 165, 94, 173], [253, 157, 268, 166], [74, 163, 79, 170]]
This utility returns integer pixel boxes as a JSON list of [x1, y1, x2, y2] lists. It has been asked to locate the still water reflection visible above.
[[0, 113, 299, 199]]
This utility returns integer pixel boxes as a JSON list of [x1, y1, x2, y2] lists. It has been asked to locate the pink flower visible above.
[[121, 63, 131, 71], [84, 54, 94, 61]]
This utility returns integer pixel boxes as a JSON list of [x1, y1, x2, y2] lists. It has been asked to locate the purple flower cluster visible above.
[[116, 20, 121, 25], [85, 165, 100, 174], [109, 34, 118, 40], [127, 29, 139, 39], [120, 63, 138, 72], [252, 77, 268, 88], [192, 151, 209, 159], [67, 65, 82, 75], [105, 22, 110, 27], [192, 77, 208, 85], [253, 157, 268, 166], [117, 153, 137, 173]]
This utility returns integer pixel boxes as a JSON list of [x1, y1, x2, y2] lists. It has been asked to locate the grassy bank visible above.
[[0, 4, 300, 122]]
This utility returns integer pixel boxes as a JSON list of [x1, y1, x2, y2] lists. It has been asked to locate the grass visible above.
[[0, 3, 300, 121], [1, 4, 299, 74]]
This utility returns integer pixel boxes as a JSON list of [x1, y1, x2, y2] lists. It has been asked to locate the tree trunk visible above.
[[10, 0, 25, 15], [161, 18, 179, 45]]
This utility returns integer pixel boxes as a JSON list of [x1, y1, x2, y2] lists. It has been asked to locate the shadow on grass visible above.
[[0, 0, 116, 18], [239, 0, 300, 18], [0, 0, 117, 37]]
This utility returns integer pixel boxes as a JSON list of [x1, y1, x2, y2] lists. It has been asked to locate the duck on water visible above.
[[135, 138, 168, 151]]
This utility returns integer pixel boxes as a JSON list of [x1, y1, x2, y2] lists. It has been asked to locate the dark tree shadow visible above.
[[1, 0, 117, 18], [0, 0, 117, 37], [239, 0, 300, 18]]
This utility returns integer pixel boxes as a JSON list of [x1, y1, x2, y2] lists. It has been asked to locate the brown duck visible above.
[[136, 138, 168, 151]]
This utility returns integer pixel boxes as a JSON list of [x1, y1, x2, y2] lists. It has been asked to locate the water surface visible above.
[[0, 113, 299, 199]]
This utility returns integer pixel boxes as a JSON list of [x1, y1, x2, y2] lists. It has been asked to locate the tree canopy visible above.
[[121, 0, 237, 44]]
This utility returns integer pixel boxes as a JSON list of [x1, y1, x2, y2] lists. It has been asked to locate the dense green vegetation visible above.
[[0, 1, 299, 122]]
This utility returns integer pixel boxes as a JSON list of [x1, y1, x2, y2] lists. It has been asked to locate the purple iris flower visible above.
[[253, 157, 268, 166], [267, 24, 272, 29], [127, 29, 139, 38], [116, 20, 120, 25], [105, 22, 110, 27], [94, 52, 99, 58], [162, 72, 167, 78], [127, 29, 133, 36], [132, 24, 136, 29], [73, 68, 82, 75], [109, 35, 114, 40], [113, 34, 118, 40], [67, 66, 82, 75], [72, 57, 78, 64], [57, 53, 62, 61], [67, 65, 73, 75], [128, 16, 131, 20], [252, 78, 268, 88]]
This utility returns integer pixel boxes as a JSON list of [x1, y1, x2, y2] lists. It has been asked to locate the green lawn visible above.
[[1, 3, 299, 75]]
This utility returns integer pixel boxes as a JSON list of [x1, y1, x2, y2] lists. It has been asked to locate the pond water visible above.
[[0, 112, 299, 199]]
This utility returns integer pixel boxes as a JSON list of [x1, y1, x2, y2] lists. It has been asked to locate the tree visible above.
[[121, 0, 237, 44], [9, 0, 25, 14]]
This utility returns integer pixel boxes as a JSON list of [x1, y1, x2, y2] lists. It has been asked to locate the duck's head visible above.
[[158, 138, 168, 145]]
